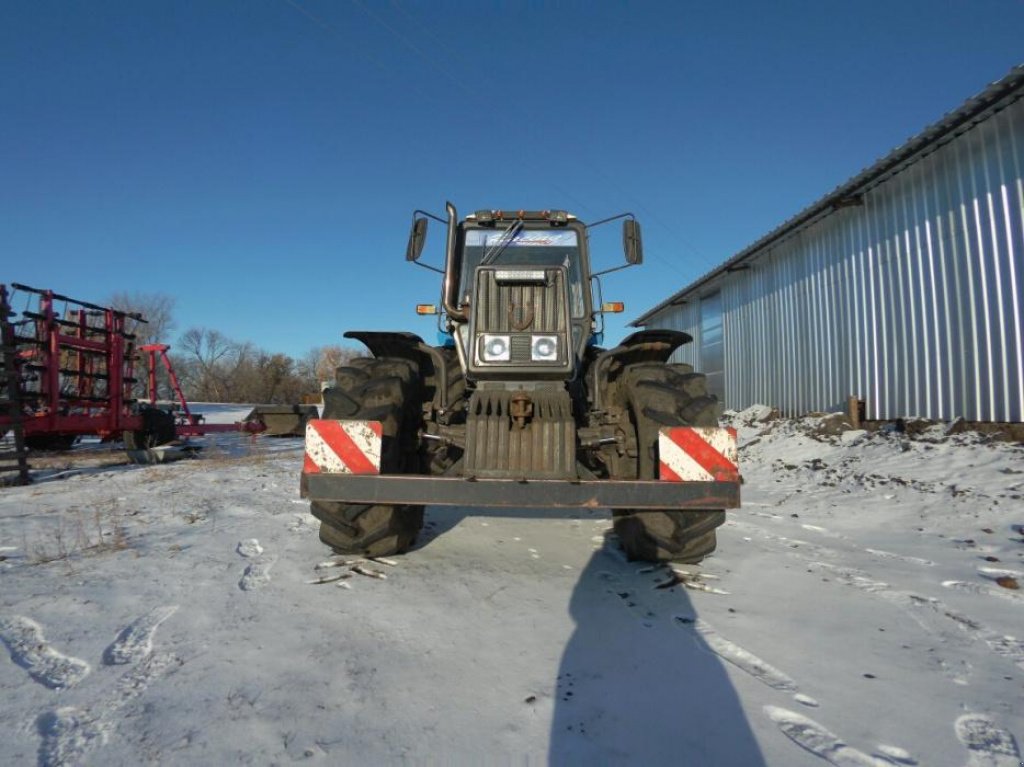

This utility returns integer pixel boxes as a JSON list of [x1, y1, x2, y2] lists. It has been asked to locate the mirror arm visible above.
[[590, 262, 637, 278], [584, 211, 635, 230], [407, 209, 444, 271], [413, 209, 448, 224], [413, 261, 445, 274]]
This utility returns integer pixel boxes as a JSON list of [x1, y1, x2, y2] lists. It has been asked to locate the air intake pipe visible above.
[[442, 201, 467, 321]]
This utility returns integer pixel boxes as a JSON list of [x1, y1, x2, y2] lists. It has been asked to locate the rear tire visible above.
[[312, 357, 424, 556], [612, 362, 725, 564], [123, 408, 176, 451], [25, 434, 78, 452]]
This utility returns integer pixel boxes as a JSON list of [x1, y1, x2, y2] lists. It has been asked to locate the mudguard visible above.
[[588, 329, 693, 410], [343, 331, 452, 410]]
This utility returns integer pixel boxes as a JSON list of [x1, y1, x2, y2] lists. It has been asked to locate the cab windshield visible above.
[[459, 228, 585, 317]]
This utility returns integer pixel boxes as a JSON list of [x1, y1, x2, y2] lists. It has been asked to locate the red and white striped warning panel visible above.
[[658, 427, 739, 482], [304, 420, 382, 475]]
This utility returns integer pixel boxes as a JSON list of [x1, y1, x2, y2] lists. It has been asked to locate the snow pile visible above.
[[0, 406, 1022, 765]]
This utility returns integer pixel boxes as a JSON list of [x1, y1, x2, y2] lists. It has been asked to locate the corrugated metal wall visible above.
[[655, 98, 1024, 422]]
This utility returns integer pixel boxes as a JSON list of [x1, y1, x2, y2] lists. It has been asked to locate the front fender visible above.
[[588, 329, 693, 410], [343, 331, 452, 410]]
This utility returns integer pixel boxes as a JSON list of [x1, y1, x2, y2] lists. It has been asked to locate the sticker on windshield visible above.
[[466, 230, 577, 247]]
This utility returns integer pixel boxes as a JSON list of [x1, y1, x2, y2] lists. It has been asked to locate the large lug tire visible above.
[[25, 434, 78, 452], [612, 362, 725, 564], [613, 509, 725, 563], [312, 502, 425, 557], [311, 357, 425, 556], [123, 408, 176, 451]]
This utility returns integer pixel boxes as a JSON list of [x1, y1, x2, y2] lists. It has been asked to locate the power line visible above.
[[279, 0, 396, 77], [281, 0, 701, 283]]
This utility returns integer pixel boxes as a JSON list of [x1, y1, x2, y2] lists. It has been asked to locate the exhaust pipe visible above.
[[442, 201, 467, 321]]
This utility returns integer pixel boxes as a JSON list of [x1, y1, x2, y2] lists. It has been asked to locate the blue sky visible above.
[[3, 1, 1023, 359]]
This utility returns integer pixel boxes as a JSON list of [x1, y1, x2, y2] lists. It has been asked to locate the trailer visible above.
[[0, 283, 264, 461]]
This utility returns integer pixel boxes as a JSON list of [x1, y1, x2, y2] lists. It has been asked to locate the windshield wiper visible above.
[[480, 221, 523, 266]]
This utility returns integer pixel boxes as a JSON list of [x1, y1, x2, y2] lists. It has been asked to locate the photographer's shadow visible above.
[[548, 545, 766, 765]]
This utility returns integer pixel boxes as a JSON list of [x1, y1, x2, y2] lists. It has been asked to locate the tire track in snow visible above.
[[803, 560, 977, 684], [977, 566, 1024, 582], [954, 713, 1021, 767], [731, 521, 843, 561], [731, 519, 935, 567], [941, 567, 1024, 605], [807, 562, 934, 611], [686, 619, 820, 707], [863, 548, 935, 567], [764, 705, 914, 767], [943, 580, 1024, 605], [104, 605, 178, 665], [808, 561, 1024, 673], [673, 598, 916, 764], [944, 616, 1024, 672], [0, 617, 90, 690]]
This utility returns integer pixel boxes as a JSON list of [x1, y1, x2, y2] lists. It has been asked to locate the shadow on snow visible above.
[[417, 507, 765, 764]]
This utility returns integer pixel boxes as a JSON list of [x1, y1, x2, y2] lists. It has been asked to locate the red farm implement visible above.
[[0, 283, 264, 462]]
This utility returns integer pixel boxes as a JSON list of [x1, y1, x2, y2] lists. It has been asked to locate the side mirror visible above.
[[623, 219, 643, 265], [406, 217, 428, 262]]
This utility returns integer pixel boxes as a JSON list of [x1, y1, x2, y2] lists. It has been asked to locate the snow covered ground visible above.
[[1, 405, 1022, 765]]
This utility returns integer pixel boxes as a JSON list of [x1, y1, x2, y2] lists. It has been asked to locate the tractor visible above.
[[300, 203, 740, 563]]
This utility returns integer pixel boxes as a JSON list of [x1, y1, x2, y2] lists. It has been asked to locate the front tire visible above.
[[311, 357, 424, 556], [612, 362, 725, 564]]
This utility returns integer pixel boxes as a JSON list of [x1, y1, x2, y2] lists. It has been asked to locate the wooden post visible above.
[[847, 395, 861, 430]]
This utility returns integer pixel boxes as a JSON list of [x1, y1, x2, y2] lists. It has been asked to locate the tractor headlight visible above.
[[531, 335, 558, 362], [481, 334, 511, 362]]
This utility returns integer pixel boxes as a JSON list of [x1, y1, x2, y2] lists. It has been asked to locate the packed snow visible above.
[[1, 405, 1022, 765]]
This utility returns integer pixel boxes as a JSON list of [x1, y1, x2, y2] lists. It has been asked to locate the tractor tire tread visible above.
[[313, 356, 424, 557], [613, 362, 726, 564]]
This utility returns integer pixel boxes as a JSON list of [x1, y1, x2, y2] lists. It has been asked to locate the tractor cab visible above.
[[407, 204, 642, 383]]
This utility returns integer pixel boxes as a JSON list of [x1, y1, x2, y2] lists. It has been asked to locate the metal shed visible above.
[[633, 65, 1024, 423]]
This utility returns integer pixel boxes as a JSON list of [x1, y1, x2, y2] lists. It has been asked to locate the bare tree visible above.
[[108, 292, 177, 348], [169, 329, 362, 404], [300, 345, 361, 390], [107, 292, 177, 400], [234, 351, 298, 404], [178, 327, 246, 401]]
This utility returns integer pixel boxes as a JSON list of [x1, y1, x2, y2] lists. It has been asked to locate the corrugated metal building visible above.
[[633, 65, 1024, 423]]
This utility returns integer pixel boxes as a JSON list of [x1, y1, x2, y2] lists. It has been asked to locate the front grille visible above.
[[474, 268, 567, 334], [510, 335, 532, 362], [470, 266, 572, 374]]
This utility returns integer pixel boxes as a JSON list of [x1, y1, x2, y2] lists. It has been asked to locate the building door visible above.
[[700, 291, 725, 402]]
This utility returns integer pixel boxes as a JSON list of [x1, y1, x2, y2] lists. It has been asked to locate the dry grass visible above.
[[23, 499, 132, 565], [27, 448, 128, 472]]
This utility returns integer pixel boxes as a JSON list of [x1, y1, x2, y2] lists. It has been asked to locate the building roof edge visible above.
[[631, 63, 1024, 327]]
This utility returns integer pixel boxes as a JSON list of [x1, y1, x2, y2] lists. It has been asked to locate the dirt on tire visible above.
[[312, 356, 425, 556], [612, 362, 725, 564]]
